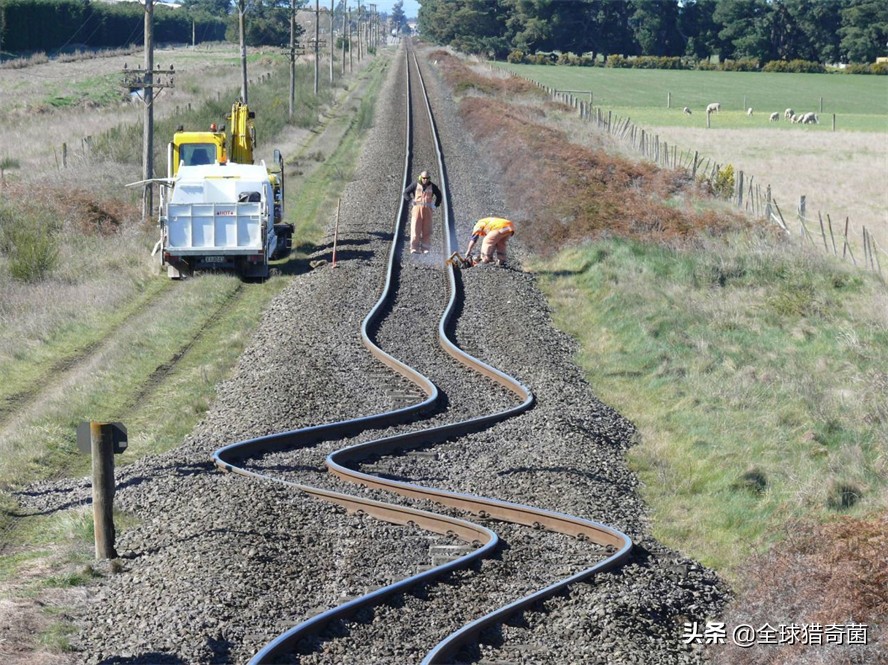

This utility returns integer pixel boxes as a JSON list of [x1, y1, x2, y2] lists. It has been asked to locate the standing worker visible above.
[[464, 216, 515, 267], [403, 170, 442, 254]]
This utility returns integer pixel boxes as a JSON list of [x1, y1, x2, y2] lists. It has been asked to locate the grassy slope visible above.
[[531, 238, 888, 576]]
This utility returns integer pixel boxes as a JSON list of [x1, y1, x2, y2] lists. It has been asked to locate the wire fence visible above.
[[527, 79, 885, 280]]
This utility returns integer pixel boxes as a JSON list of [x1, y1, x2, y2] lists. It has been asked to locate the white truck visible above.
[[159, 161, 292, 279]]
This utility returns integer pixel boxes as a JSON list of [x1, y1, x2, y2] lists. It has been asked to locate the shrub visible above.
[[0, 200, 61, 282], [605, 54, 633, 69], [720, 58, 760, 72], [732, 467, 768, 496], [827, 482, 862, 510], [715, 514, 888, 663], [713, 164, 735, 200], [763, 59, 826, 74], [5, 224, 59, 282], [844, 62, 888, 75], [507, 49, 525, 64]]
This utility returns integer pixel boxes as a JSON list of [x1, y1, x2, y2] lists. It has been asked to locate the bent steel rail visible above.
[[213, 42, 632, 664]]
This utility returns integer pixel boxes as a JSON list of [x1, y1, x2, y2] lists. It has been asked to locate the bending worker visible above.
[[465, 216, 516, 266], [402, 170, 442, 254]]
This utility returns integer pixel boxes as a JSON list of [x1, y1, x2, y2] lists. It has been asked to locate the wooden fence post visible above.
[[818, 212, 829, 252], [826, 214, 837, 255]]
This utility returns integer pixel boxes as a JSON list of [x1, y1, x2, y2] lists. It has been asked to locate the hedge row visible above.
[[0, 0, 226, 53], [506, 50, 888, 75]]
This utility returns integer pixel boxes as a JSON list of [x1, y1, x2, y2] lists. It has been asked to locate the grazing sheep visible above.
[[706, 102, 720, 114], [769, 112, 780, 121], [784, 108, 794, 120], [747, 107, 753, 116], [801, 112, 818, 124], [683, 106, 692, 115], [791, 113, 801, 123]]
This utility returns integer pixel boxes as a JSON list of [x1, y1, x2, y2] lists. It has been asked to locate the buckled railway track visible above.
[[213, 42, 632, 664]]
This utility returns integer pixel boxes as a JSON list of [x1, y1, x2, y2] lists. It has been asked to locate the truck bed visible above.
[[165, 202, 264, 255]]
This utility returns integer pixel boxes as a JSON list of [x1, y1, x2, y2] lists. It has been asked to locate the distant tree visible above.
[[679, 0, 724, 60], [504, 0, 554, 54], [779, 0, 844, 63], [418, 0, 512, 58], [181, 0, 233, 19], [839, 0, 888, 63], [391, 0, 407, 34], [629, 0, 683, 56], [225, 0, 295, 47], [549, 1, 601, 55], [589, 0, 638, 57], [713, 0, 772, 61]]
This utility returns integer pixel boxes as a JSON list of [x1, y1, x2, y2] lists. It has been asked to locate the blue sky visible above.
[[373, 1, 421, 19]]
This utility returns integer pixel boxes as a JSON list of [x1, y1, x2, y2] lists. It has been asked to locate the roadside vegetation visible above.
[[0, 44, 392, 659], [434, 48, 887, 659]]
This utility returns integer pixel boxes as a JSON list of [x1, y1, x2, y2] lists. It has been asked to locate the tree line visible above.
[[0, 0, 377, 58], [0, 0, 227, 54], [416, 0, 888, 66]]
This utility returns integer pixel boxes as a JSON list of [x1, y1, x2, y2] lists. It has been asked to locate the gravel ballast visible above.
[[16, 41, 727, 664]]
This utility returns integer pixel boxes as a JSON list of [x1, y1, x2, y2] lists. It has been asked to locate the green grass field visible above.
[[495, 63, 888, 132]]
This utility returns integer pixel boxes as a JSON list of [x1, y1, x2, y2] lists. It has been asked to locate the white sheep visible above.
[[791, 113, 801, 123], [706, 102, 720, 114], [801, 112, 818, 124], [683, 106, 692, 115], [747, 107, 753, 116], [784, 108, 794, 120], [769, 112, 779, 121]]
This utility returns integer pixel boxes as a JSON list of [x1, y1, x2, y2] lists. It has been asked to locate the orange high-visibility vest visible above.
[[471, 217, 515, 236]]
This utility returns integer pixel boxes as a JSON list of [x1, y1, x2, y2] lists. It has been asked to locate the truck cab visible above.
[[170, 130, 227, 177]]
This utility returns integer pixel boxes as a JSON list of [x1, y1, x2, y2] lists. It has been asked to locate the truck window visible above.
[[182, 144, 215, 166]]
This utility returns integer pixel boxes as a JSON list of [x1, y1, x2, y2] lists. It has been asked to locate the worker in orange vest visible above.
[[464, 216, 515, 266], [402, 170, 442, 254]]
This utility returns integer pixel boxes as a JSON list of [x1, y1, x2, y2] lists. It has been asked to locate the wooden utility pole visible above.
[[143, 0, 154, 223], [357, 0, 362, 61], [329, 0, 335, 84], [121, 48, 174, 223], [341, 1, 347, 75], [314, 0, 320, 95], [289, 0, 297, 119]]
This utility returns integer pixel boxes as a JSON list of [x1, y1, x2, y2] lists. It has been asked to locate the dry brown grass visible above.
[[0, 43, 276, 182], [647, 126, 888, 251], [711, 514, 887, 664]]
